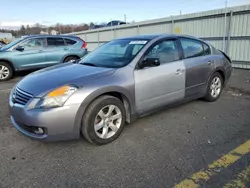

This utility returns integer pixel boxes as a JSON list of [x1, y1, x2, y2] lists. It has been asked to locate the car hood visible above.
[[16, 63, 115, 97]]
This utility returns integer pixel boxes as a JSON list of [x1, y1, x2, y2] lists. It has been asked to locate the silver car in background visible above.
[[9, 34, 232, 145]]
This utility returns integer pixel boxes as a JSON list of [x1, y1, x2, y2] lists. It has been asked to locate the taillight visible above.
[[82, 41, 87, 48]]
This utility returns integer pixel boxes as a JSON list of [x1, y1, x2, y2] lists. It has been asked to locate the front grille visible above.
[[12, 87, 33, 105]]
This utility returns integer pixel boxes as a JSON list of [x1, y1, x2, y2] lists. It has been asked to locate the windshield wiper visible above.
[[80, 62, 97, 67]]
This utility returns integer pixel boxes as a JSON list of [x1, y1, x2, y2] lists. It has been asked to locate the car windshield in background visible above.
[[79, 39, 148, 68], [0, 38, 24, 51]]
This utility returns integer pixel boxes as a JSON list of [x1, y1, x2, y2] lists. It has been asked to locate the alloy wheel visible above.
[[0, 65, 10, 80], [94, 105, 122, 139], [210, 76, 222, 98]]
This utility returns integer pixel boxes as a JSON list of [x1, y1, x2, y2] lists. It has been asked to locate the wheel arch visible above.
[[99, 91, 131, 124], [0, 59, 16, 71], [209, 68, 225, 86], [202, 68, 226, 96], [74, 86, 135, 136], [62, 55, 80, 63], [216, 69, 225, 84]]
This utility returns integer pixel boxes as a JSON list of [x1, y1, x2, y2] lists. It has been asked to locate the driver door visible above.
[[134, 38, 186, 113], [13, 38, 46, 70]]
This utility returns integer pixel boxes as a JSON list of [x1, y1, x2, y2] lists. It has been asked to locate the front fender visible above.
[[73, 85, 135, 134], [0, 57, 16, 70]]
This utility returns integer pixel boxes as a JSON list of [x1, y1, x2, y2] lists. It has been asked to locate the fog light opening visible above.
[[34, 128, 44, 135]]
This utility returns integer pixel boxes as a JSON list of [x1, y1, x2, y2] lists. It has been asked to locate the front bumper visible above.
[[9, 98, 82, 142]]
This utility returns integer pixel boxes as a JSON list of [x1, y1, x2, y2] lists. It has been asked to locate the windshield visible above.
[[79, 39, 148, 68], [0, 38, 24, 50]]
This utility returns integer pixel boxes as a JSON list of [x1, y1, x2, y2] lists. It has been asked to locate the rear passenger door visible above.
[[43, 37, 67, 65], [180, 38, 214, 97]]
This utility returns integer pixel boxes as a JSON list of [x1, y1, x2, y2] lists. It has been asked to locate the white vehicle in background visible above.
[[0, 33, 14, 43]]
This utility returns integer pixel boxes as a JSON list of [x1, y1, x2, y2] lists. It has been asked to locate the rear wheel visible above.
[[203, 72, 223, 102], [0, 62, 13, 81], [63, 56, 79, 63], [81, 95, 126, 145]]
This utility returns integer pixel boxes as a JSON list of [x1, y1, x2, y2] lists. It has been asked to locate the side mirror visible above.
[[138, 57, 160, 69], [16, 46, 24, 51]]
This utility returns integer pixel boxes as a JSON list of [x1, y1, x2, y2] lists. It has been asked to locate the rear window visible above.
[[65, 38, 77, 45], [180, 38, 204, 58], [47, 37, 65, 47]]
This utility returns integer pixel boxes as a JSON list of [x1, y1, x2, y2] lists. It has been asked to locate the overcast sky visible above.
[[0, 0, 249, 29]]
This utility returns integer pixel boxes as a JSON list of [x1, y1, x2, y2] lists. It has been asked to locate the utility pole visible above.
[[180, 10, 182, 15], [223, 0, 228, 52], [124, 14, 127, 22], [59, 25, 62, 34]]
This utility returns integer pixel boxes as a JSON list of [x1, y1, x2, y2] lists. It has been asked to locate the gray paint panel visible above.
[[134, 60, 186, 113]]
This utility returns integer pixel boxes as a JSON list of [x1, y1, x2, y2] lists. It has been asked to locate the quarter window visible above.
[[203, 43, 211, 55], [145, 40, 180, 64], [47, 37, 65, 47], [65, 38, 77, 45], [180, 38, 204, 58]]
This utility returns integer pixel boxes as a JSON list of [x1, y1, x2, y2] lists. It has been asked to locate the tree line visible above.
[[0, 22, 97, 37]]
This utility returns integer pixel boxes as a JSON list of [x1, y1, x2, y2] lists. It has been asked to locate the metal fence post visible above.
[[171, 16, 174, 34], [137, 24, 140, 35], [226, 11, 233, 54], [113, 29, 116, 39], [97, 31, 99, 46]]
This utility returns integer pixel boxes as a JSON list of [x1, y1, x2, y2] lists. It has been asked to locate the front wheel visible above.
[[0, 62, 13, 81], [203, 72, 223, 102], [81, 95, 126, 145]]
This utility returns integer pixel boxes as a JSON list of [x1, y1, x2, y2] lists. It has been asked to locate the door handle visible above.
[[208, 60, 214, 65], [175, 69, 184, 75], [38, 50, 43, 53], [64, 48, 69, 51]]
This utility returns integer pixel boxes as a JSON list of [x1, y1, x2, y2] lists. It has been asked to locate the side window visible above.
[[203, 43, 211, 55], [65, 38, 77, 45], [21, 38, 44, 50], [180, 38, 204, 58], [47, 37, 65, 47], [145, 40, 180, 64], [112, 21, 119, 26]]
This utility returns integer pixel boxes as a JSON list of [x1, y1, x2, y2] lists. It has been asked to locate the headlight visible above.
[[36, 85, 77, 108]]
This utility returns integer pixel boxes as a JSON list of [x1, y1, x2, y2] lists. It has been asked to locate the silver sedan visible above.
[[9, 34, 232, 145]]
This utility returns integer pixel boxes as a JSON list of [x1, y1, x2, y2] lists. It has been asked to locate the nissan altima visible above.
[[9, 34, 232, 145]]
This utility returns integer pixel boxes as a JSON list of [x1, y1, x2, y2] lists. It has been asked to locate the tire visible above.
[[0, 62, 13, 81], [81, 95, 126, 145], [63, 56, 79, 63], [203, 72, 224, 102]]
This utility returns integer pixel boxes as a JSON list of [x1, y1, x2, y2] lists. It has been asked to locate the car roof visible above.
[[23, 35, 81, 40], [117, 34, 203, 41]]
